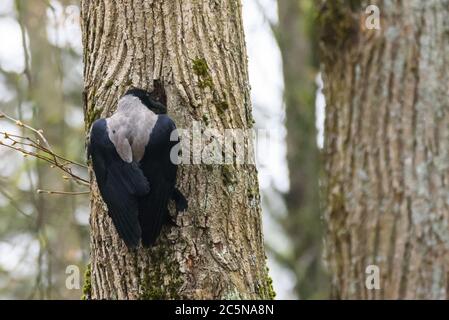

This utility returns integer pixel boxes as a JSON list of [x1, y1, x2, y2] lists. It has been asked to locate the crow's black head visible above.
[[124, 88, 167, 114]]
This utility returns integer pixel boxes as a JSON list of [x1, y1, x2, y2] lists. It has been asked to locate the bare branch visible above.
[[0, 111, 52, 151], [0, 111, 90, 188], [37, 189, 90, 196]]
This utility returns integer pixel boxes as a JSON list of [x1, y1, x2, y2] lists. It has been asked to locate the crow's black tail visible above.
[[138, 184, 172, 247]]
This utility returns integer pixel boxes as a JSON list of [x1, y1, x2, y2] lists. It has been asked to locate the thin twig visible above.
[[0, 111, 90, 188], [0, 111, 52, 151], [37, 189, 90, 196], [0, 131, 87, 168], [0, 141, 90, 186]]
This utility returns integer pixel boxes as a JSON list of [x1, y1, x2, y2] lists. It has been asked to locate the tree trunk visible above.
[[276, 0, 328, 299], [22, 0, 66, 299], [80, 0, 274, 300], [320, 0, 449, 299]]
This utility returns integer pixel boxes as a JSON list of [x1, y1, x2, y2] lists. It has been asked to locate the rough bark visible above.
[[80, 0, 273, 299], [276, 0, 328, 299], [320, 0, 449, 299]]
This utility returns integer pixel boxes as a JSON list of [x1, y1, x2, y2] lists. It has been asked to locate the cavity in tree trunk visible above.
[[80, 0, 274, 299], [320, 0, 449, 299]]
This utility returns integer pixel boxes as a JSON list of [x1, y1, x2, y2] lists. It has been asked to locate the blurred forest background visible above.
[[0, 0, 325, 299]]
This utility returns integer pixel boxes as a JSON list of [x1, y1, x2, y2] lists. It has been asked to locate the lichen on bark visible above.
[[139, 245, 183, 300], [81, 263, 91, 300]]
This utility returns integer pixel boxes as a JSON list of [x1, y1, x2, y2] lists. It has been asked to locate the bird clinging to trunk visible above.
[[88, 88, 188, 248]]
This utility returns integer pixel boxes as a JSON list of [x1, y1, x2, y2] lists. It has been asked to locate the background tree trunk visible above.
[[320, 0, 449, 299], [80, 0, 274, 299], [276, 0, 328, 299]]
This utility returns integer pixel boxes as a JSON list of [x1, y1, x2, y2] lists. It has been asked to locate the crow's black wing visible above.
[[139, 115, 179, 246], [89, 119, 150, 248]]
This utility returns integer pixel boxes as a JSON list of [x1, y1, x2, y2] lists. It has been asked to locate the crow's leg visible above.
[[172, 188, 188, 212]]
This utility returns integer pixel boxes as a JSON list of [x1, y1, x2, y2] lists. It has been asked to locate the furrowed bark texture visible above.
[[320, 0, 449, 299], [80, 0, 273, 299]]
